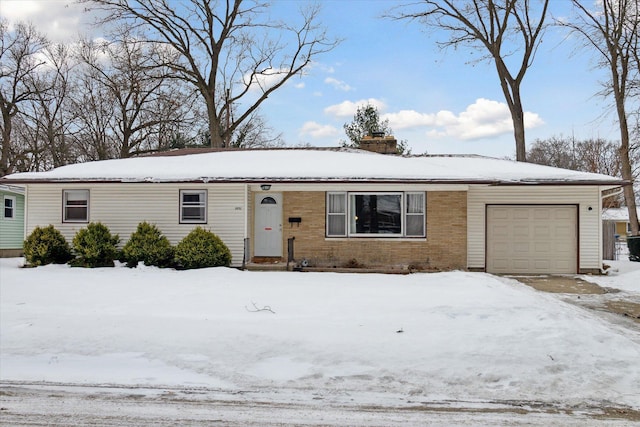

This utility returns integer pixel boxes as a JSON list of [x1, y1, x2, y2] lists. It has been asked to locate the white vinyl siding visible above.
[[467, 185, 603, 272], [25, 183, 247, 266]]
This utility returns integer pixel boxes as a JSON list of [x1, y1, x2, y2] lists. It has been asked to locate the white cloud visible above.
[[0, 0, 43, 19], [324, 98, 387, 118], [383, 98, 544, 140], [299, 121, 340, 138], [294, 82, 305, 89], [324, 77, 353, 92], [0, 0, 94, 42]]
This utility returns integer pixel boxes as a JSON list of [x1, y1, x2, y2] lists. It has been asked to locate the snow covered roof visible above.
[[602, 207, 639, 221], [1, 148, 626, 185], [0, 184, 25, 194]]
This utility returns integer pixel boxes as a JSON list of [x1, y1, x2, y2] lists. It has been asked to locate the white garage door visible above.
[[487, 205, 577, 274]]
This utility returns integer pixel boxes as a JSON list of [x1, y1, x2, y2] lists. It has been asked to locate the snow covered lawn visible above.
[[1, 258, 639, 412]]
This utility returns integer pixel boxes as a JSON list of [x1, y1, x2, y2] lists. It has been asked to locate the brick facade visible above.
[[273, 190, 467, 270]]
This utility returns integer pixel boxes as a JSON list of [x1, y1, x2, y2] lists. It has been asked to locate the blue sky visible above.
[[1, 0, 617, 158]]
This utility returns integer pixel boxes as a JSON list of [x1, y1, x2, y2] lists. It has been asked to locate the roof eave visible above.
[[0, 177, 627, 186]]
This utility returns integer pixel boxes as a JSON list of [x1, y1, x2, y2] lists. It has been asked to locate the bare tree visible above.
[[229, 111, 284, 148], [563, 0, 640, 235], [76, 32, 195, 158], [394, 0, 550, 161], [69, 58, 117, 161], [19, 43, 79, 170], [83, 0, 338, 148], [526, 135, 580, 170], [527, 135, 630, 177], [0, 20, 49, 175]]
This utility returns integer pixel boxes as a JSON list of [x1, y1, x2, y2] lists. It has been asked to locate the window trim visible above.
[[326, 191, 426, 238], [3, 195, 16, 220], [63, 189, 89, 223], [180, 189, 207, 224]]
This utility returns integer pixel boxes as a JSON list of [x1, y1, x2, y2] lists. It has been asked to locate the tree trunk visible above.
[[511, 101, 527, 162], [618, 112, 639, 236], [207, 103, 224, 148], [503, 80, 527, 162], [1, 106, 13, 176]]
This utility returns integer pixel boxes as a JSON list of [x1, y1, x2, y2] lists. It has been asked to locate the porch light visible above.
[[261, 184, 271, 191]]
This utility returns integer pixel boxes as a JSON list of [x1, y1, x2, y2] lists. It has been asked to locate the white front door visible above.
[[254, 193, 283, 257]]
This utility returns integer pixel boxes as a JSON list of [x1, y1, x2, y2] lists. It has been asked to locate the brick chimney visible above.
[[359, 132, 398, 154]]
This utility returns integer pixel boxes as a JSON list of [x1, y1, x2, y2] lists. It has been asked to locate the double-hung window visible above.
[[327, 192, 425, 237], [327, 192, 347, 236], [63, 190, 89, 222], [3, 195, 15, 219], [180, 190, 207, 223]]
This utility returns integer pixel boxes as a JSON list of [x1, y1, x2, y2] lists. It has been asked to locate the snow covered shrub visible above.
[[121, 222, 174, 268], [174, 227, 231, 269], [23, 225, 73, 266], [71, 222, 120, 268]]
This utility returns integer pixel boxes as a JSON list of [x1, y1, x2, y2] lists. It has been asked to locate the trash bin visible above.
[[627, 236, 640, 262]]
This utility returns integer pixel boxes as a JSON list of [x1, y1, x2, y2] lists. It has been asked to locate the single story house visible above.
[[602, 207, 640, 241], [0, 184, 25, 257], [0, 143, 626, 274]]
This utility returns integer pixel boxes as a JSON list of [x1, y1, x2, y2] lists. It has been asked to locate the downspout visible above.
[[243, 184, 248, 269], [23, 185, 28, 245]]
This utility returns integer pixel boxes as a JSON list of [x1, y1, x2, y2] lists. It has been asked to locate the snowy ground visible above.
[[1, 258, 639, 425]]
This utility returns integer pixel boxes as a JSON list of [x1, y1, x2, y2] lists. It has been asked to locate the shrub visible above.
[[71, 222, 120, 268], [121, 222, 174, 268], [23, 225, 73, 266], [174, 227, 231, 269]]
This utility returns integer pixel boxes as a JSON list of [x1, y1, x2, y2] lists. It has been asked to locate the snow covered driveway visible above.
[[1, 258, 639, 425]]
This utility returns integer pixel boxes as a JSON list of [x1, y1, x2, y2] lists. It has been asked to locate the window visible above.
[[327, 192, 425, 238], [63, 190, 89, 222], [327, 192, 347, 236], [180, 190, 207, 223], [3, 195, 15, 219], [405, 192, 425, 236], [350, 193, 402, 235]]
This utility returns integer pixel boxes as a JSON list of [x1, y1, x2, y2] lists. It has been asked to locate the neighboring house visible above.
[[0, 141, 626, 274], [602, 207, 640, 240], [0, 184, 25, 257]]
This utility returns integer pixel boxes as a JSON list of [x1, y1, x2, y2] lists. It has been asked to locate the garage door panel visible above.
[[534, 259, 551, 270], [554, 210, 573, 220], [534, 225, 550, 237], [533, 209, 551, 220], [487, 205, 577, 274], [534, 242, 550, 253], [492, 209, 510, 220], [513, 210, 530, 220], [513, 259, 530, 270]]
